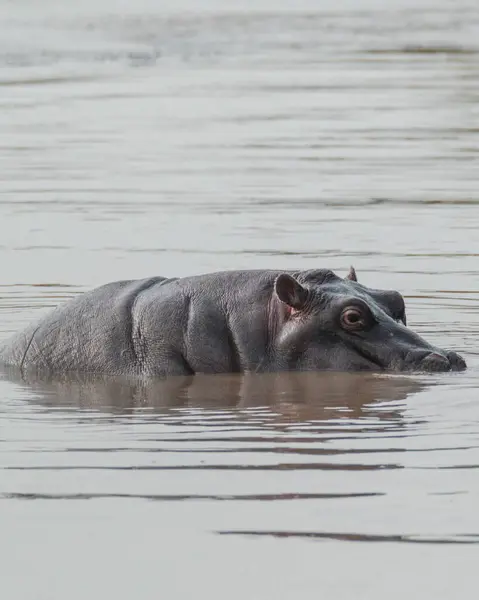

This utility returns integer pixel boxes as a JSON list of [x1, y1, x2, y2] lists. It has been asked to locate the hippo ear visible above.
[[274, 274, 308, 310], [345, 266, 358, 282]]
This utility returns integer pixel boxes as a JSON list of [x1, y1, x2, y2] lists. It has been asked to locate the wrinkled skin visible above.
[[0, 267, 466, 377]]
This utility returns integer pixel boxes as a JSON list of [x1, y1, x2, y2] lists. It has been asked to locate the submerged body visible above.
[[0, 268, 466, 376]]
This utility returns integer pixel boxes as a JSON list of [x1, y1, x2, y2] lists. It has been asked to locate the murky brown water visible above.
[[1, 0, 479, 598]]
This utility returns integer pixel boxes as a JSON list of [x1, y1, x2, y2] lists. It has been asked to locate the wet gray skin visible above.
[[0, 267, 466, 377]]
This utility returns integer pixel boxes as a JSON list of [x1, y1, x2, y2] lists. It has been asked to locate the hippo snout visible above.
[[446, 350, 467, 372], [405, 349, 467, 373], [419, 352, 452, 372]]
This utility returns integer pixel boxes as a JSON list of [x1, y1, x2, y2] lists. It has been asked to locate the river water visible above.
[[1, 0, 479, 598]]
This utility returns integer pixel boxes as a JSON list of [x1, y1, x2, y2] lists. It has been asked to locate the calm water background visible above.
[[1, 0, 479, 598]]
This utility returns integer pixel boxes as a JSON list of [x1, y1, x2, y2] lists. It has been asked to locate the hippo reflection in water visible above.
[[5, 370, 428, 423], [0, 267, 466, 377]]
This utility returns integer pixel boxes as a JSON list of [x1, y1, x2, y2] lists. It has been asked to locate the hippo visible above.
[[0, 267, 466, 377]]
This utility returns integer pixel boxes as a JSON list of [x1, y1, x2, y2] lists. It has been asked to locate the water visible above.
[[1, 0, 479, 597]]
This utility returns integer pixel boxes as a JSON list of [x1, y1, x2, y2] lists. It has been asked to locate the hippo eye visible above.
[[340, 307, 367, 331]]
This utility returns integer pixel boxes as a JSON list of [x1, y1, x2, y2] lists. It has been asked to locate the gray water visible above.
[[1, 0, 479, 598]]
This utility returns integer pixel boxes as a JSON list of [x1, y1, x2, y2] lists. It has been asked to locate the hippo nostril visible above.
[[420, 352, 451, 373], [446, 351, 467, 372], [427, 352, 448, 362]]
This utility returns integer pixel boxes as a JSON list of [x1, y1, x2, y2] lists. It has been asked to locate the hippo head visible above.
[[271, 267, 466, 373]]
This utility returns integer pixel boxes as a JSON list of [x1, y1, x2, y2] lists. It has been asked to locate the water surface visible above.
[[1, 1, 479, 598]]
